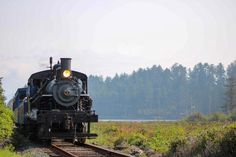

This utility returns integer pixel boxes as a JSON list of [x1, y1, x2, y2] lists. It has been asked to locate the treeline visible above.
[[89, 61, 236, 119]]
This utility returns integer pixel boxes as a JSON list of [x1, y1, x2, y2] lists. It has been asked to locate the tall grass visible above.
[[88, 120, 235, 156], [0, 149, 20, 157]]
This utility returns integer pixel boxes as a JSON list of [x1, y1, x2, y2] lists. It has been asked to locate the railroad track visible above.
[[43, 140, 132, 157]]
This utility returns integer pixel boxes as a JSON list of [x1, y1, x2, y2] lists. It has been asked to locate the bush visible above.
[[148, 126, 185, 153], [184, 112, 207, 122], [0, 77, 14, 140], [166, 123, 236, 157], [228, 111, 236, 121], [218, 124, 236, 156], [0, 149, 20, 157], [128, 133, 146, 147], [0, 104, 14, 139], [207, 112, 227, 122], [0, 78, 17, 155], [103, 125, 118, 134], [114, 136, 127, 149]]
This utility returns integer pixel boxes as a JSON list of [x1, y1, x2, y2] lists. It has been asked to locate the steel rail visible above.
[[49, 141, 133, 157], [51, 143, 77, 157], [83, 143, 133, 157]]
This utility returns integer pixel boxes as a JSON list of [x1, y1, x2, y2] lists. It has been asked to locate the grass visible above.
[[87, 121, 236, 156], [0, 149, 20, 157]]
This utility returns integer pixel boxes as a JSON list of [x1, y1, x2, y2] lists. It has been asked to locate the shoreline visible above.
[[99, 119, 177, 122]]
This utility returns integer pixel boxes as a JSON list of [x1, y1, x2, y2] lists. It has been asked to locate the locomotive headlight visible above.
[[63, 70, 71, 78]]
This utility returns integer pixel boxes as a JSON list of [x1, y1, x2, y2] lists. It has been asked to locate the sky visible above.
[[0, 0, 236, 101]]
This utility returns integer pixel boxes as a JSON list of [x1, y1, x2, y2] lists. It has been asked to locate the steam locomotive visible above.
[[12, 57, 98, 143]]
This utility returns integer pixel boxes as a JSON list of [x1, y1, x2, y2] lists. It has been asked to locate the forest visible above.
[[89, 61, 236, 119]]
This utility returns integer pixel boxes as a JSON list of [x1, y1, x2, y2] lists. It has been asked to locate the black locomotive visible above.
[[12, 57, 98, 143]]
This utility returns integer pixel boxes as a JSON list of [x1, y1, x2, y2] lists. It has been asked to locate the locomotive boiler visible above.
[[12, 57, 98, 143]]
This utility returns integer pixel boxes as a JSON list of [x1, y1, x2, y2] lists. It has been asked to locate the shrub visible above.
[[114, 136, 127, 149], [0, 104, 14, 139], [103, 125, 118, 134], [128, 133, 146, 147], [184, 112, 206, 122], [0, 149, 20, 157], [148, 126, 185, 153], [207, 112, 227, 122], [166, 123, 236, 157], [0, 78, 14, 140], [228, 111, 236, 121], [168, 138, 187, 153], [218, 124, 236, 156]]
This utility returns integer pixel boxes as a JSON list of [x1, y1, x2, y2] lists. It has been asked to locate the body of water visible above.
[[99, 119, 177, 122]]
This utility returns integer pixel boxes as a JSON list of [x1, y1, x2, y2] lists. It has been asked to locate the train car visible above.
[[12, 88, 27, 125], [12, 57, 98, 143]]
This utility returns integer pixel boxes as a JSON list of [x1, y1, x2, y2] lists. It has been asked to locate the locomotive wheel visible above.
[[65, 138, 85, 144], [75, 122, 86, 144]]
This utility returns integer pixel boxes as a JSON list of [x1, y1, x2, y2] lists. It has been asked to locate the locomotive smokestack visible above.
[[61, 58, 72, 71]]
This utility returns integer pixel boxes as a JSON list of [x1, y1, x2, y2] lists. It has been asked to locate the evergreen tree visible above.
[[214, 63, 226, 112], [224, 77, 236, 113], [227, 61, 236, 78], [223, 61, 236, 113], [171, 64, 188, 116]]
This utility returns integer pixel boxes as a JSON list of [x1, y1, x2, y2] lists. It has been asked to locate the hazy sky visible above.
[[0, 0, 236, 101]]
